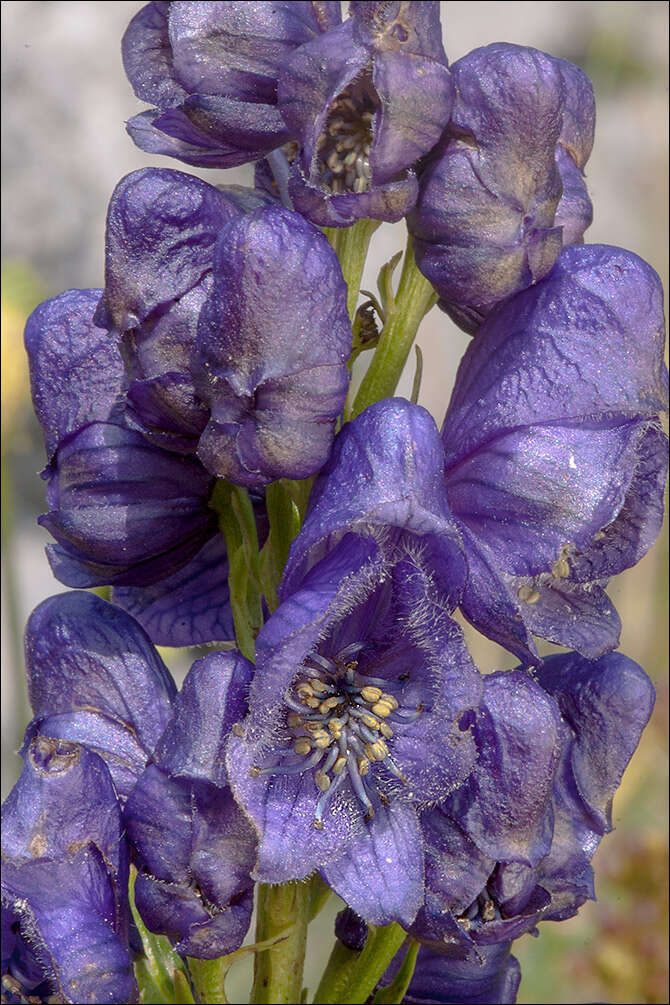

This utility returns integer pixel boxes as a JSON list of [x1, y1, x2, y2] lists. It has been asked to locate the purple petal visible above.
[[24, 592, 175, 792], [442, 245, 668, 467], [512, 577, 621, 660], [39, 419, 216, 588], [3, 738, 123, 873], [446, 421, 645, 577], [24, 289, 123, 464], [2, 849, 137, 1005], [535, 651, 655, 831], [282, 398, 465, 601], [321, 801, 424, 926], [112, 535, 235, 647], [96, 168, 246, 334], [403, 942, 521, 1005], [193, 204, 350, 486], [122, 1, 186, 106], [444, 672, 561, 866], [154, 649, 254, 783]]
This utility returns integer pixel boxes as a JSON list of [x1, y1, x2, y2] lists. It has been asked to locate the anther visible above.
[[333, 756, 347, 775], [314, 732, 332, 749], [232, 722, 245, 737], [287, 712, 303, 728], [293, 737, 312, 755], [315, 771, 331, 792], [381, 693, 399, 710], [249, 766, 261, 777], [358, 756, 370, 776], [517, 584, 540, 604], [379, 722, 394, 739], [310, 679, 328, 694], [371, 701, 392, 718], [551, 557, 570, 579], [361, 685, 382, 703]]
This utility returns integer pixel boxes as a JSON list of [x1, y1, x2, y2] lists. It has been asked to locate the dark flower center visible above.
[[316, 77, 376, 195], [252, 643, 422, 829], [457, 883, 502, 931]]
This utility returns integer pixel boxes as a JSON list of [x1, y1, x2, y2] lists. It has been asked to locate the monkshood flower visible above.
[[227, 528, 482, 927], [122, 1, 339, 168], [410, 651, 655, 958], [386, 942, 520, 1005], [408, 43, 595, 333], [441, 244, 669, 662], [21, 591, 258, 959], [2, 736, 137, 1004], [277, 1, 453, 226], [24, 286, 244, 647], [96, 168, 352, 487]]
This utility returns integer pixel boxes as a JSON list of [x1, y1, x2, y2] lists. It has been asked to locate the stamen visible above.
[[316, 78, 376, 195]]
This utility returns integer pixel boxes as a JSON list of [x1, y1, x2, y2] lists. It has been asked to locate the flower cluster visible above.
[[2, 4, 667, 1004]]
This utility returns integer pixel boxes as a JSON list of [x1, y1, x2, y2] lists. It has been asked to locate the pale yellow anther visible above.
[[551, 557, 570, 579], [371, 701, 392, 718], [361, 713, 380, 730], [232, 722, 245, 737], [315, 733, 332, 749], [304, 722, 322, 734], [366, 739, 388, 761], [305, 697, 320, 709], [380, 722, 394, 739], [358, 757, 370, 776], [293, 737, 312, 756], [297, 683, 314, 698], [361, 686, 382, 703], [333, 756, 347, 775], [329, 719, 343, 736], [310, 679, 328, 693], [249, 767, 261, 777], [287, 712, 303, 729], [381, 693, 399, 710], [315, 771, 331, 791], [319, 696, 341, 714], [517, 584, 540, 605]]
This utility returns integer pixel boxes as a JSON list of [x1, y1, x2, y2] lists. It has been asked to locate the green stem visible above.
[[312, 923, 407, 1004], [188, 957, 228, 1005], [251, 882, 312, 1004], [324, 219, 381, 321], [351, 234, 436, 418], [370, 938, 420, 1004]]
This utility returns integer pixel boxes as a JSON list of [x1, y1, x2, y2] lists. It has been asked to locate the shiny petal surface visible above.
[[112, 535, 235, 647], [321, 801, 424, 926], [24, 592, 175, 793], [282, 398, 465, 600], [194, 205, 350, 486], [24, 289, 123, 464]]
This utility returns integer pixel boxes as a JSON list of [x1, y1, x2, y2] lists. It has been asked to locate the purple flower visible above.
[[278, 1, 453, 225], [408, 43, 595, 333], [441, 244, 668, 662], [124, 651, 257, 959], [389, 942, 520, 1005], [227, 530, 481, 926], [411, 650, 655, 954], [122, 2, 337, 168], [24, 285, 240, 646], [21, 591, 258, 959], [2, 736, 137, 1004], [96, 169, 352, 488]]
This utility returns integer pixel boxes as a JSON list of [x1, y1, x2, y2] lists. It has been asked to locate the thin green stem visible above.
[[251, 881, 312, 1004], [187, 957, 228, 1005], [351, 234, 437, 418], [312, 923, 407, 1004], [324, 218, 381, 321], [370, 938, 420, 1004]]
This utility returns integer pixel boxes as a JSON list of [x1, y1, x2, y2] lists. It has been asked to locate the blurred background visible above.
[[1, 3, 667, 1002]]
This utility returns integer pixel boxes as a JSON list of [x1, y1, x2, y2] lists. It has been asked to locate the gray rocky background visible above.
[[1, 4, 668, 1002]]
